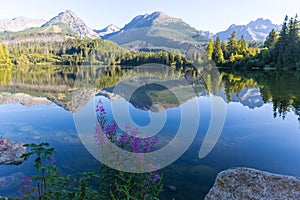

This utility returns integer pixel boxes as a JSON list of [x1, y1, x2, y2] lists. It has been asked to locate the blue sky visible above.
[[1, 0, 299, 33]]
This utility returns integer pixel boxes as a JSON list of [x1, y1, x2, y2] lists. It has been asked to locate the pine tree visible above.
[[212, 37, 225, 65], [264, 29, 279, 50], [286, 15, 300, 67], [206, 37, 214, 60], [272, 15, 300, 68], [226, 31, 237, 59], [221, 41, 227, 57], [240, 35, 248, 56], [274, 15, 289, 67]]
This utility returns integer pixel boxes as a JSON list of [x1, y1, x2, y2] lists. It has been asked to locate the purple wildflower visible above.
[[99, 106, 105, 113], [21, 176, 33, 195], [94, 133, 108, 146], [0, 140, 3, 145], [50, 156, 56, 165], [95, 124, 101, 133], [150, 164, 161, 171], [94, 125, 108, 146], [117, 132, 129, 146], [130, 128, 139, 137], [142, 137, 158, 152], [96, 99, 106, 114], [144, 138, 152, 152], [21, 176, 32, 184], [1, 147, 8, 152], [144, 179, 149, 189], [151, 137, 158, 145], [149, 173, 160, 184], [124, 123, 131, 131], [131, 138, 141, 152], [104, 122, 118, 138]]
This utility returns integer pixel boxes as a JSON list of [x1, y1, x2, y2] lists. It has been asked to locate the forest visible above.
[[0, 37, 126, 66], [207, 15, 300, 69], [0, 34, 194, 68]]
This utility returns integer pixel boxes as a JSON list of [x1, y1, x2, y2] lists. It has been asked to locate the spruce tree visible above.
[[212, 37, 225, 65], [206, 37, 214, 60], [264, 29, 279, 50], [226, 31, 237, 59]]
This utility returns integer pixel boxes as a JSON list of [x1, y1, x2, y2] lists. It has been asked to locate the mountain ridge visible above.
[[213, 18, 280, 41], [95, 24, 120, 37], [0, 10, 281, 48], [0, 17, 46, 32], [101, 11, 209, 52]]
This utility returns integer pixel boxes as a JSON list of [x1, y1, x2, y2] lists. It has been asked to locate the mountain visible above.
[[102, 11, 209, 52], [0, 17, 45, 32], [95, 24, 120, 37], [230, 88, 264, 109], [213, 18, 280, 41], [0, 92, 51, 106], [41, 10, 99, 38]]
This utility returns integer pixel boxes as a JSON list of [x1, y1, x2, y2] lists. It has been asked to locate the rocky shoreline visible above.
[[0, 138, 26, 165], [205, 167, 300, 200]]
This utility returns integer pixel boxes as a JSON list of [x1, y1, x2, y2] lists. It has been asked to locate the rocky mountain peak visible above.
[[213, 18, 280, 41], [54, 10, 78, 23], [0, 16, 46, 32], [96, 24, 120, 36], [43, 10, 81, 26], [122, 11, 182, 30], [42, 10, 99, 38], [248, 18, 275, 31], [151, 11, 182, 24]]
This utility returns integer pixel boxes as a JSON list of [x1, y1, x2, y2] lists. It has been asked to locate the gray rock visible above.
[[0, 138, 26, 165], [205, 167, 300, 200], [167, 185, 177, 192]]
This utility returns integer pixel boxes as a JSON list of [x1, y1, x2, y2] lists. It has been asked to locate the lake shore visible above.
[[205, 167, 300, 200]]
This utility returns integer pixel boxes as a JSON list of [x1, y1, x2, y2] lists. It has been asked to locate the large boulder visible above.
[[0, 138, 26, 165], [205, 167, 300, 200]]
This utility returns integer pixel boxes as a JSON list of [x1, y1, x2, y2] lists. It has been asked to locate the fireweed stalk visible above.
[[94, 99, 163, 199], [17, 100, 163, 200]]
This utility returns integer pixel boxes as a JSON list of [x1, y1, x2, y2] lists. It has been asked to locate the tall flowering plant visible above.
[[21, 142, 103, 199], [94, 99, 163, 199]]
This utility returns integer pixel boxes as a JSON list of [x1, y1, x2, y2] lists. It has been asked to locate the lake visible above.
[[0, 65, 299, 199]]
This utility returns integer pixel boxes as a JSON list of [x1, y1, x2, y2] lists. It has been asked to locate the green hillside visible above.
[[105, 12, 209, 52]]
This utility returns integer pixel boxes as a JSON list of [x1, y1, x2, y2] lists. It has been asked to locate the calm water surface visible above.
[[0, 66, 299, 199]]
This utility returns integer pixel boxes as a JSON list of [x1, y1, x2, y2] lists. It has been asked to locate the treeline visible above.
[[261, 15, 300, 69], [0, 35, 196, 68], [207, 15, 300, 69], [116, 51, 193, 68], [206, 31, 261, 66], [1, 37, 126, 65]]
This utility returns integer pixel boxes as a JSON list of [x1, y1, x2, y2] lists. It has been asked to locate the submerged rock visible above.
[[205, 167, 300, 200], [0, 138, 26, 165], [167, 185, 177, 192]]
